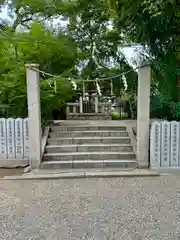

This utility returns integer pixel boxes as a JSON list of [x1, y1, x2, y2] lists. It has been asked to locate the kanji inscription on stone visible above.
[[0, 118, 7, 159], [15, 118, 24, 159], [150, 122, 161, 169], [7, 118, 15, 159], [161, 121, 170, 167], [170, 121, 179, 167], [23, 118, 29, 158]]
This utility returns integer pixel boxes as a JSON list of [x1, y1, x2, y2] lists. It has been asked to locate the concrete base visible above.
[[3, 168, 159, 180], [28, 126, 50, 169], [150, 167, 180, 174], [67, 113, 111, 120], [0, 159, 29, 168], [30, 160, 41, 169], [138, 161, 149, 169]]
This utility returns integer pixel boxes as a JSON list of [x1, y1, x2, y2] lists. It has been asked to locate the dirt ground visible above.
[[0, 168, 24, 178]]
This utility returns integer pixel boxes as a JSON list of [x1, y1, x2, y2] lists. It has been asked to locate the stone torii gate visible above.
[[26, 63, 151, 169]]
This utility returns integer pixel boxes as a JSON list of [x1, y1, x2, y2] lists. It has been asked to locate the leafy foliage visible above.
[[0, 0, 139, 120], [109, 0, 180, 119], [67, 0, 136, 93], [0, 21, 77, 120]]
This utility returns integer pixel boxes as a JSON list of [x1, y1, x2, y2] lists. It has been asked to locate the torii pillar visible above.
[[26, 64, 41, 168], [137, 63, 151, 168]]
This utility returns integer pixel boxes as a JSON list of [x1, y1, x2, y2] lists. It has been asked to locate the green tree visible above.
[[0, 0, 138, 121], [0, 21, 77, 120], [109, 0, 180, 119], [67, 0, 136, 94]]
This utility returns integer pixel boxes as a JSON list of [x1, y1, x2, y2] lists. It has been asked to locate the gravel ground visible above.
[[0, 176, 180, 240]]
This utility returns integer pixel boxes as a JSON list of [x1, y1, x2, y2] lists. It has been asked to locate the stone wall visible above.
[[66, 113, 111, 120]]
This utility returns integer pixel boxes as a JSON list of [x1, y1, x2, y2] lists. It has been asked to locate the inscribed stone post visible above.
[[23, 118, 29, 159], [15, 118, 24, 159], [0, 118, 7, 159], [150, 122, 161, 169], [7, 118, 15, 159], [161, 121, 170, 167], [170, 121, 179, 167]]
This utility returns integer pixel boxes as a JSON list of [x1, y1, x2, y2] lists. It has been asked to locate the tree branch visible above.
[[12, 16, 33, 32]]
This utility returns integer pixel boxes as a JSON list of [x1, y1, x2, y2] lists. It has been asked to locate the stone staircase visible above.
[[41, 121, 137, 170]]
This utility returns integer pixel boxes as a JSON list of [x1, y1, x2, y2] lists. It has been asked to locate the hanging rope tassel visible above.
[[96, 78, 102, 96], [122, 75, 127, 91]]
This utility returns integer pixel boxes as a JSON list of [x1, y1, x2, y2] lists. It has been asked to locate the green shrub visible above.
[[112, 112, 128, 120], [150, 93, 180, 121], [112, 113, 121, 120]]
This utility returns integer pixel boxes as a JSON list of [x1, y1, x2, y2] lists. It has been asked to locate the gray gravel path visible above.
[[0, 176, 180, 240]]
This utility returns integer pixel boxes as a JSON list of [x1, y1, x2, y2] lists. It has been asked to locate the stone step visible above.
[[43, 152, 136, 161], [49, 130, 128, 138], [48, 136, 131, 145], [40, 159, 138, 169], [53, 120, 125, 126], [45, 144, 133, 153], [4, 169, 159, 180], [50, 125, 126, 132]]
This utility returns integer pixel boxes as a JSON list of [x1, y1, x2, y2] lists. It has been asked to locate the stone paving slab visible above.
[[0, 175, 180, 239], [3, 169, 159, 180]]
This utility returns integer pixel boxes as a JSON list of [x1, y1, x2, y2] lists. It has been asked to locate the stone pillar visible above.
[[79, 96, 83, 113], [95, 95, 98, 113], [26, 64, 41, 168], [137, 64, 151, 168]]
